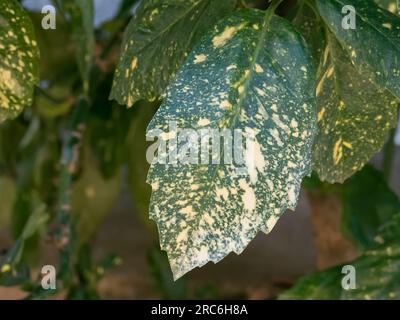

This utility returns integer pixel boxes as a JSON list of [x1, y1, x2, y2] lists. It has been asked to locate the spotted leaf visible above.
[[316, 0, 400, 99], [147, 9, 317, 279], [0, 0, 40, 123], [110, 0, 238, 107], [313, 33, 398, 183]]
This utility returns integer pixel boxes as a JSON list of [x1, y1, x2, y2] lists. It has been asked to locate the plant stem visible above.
[[54, 97, 89, 281]]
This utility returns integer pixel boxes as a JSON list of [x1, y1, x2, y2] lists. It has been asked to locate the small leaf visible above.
[[56, 0, 94, 92], [341, 165, 400, 249], [147, 9, 317, 279], [0, 0, 40, 122], [312, 33, 398, 183], [110, 0, 238, 107], [315, 0, 400, 99]]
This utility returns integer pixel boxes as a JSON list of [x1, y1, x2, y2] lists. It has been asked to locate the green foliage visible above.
[[0, 0, 40, 122], [341, 165, 400, 249], [280, 212, 400, 300], [0, 0, 400, 299], [55, 0, 95, 92]]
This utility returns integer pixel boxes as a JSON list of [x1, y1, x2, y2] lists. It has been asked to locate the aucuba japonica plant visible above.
[[1, 0, 400, 299]]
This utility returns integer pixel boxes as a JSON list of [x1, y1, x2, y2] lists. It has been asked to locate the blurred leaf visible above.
[[126, 101, 158, 227], [291, 0, 325, 66], [148, 248, 188, 299], [280, 220, 400, 300], [0, 176, 17, 229], [0, 203, 48, 277], [375, 0, 399, 14], [0, 0, 40, 122], [341, 165, 400, 249], [56, 0, 95, 92], [110, 0, 238, 107], [71, 149, 121, 244]]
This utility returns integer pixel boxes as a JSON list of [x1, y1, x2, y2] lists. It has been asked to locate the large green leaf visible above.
[[0, 0, 40, 122], [312, 32, 398, 183], [341, 165, 400, 249], [315, 0, 400, 99], [110, 0, 238, 107], [56, 0, 94, 92], [147, 9, 317, 279], [280, 212, 400, 300]]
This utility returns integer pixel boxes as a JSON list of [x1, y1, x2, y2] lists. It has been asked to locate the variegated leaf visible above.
[[0, 0, 40, 123], [313, 33, 398, 183], [110, 0, 238, 107], [147, 9, 317, 279], [316, 0, 400, 99]]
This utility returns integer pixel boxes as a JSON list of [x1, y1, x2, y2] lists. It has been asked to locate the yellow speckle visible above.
[[339, 100, 345, 110], [333, 139, 343, 165], [343, 141, 352, 149], [212, 24, 245, 48], [194, 54, 207, 64], [317, 107, 326, 122], [220, 100, 232, 110], [131, 56, 138, 70], [197, 118, 210, 126], [255, 64, 263, 73], [382, 23, 392, 29], [252, 24, 259, 30], [327, 66, 334, 78], [238, 85, 244, 94]]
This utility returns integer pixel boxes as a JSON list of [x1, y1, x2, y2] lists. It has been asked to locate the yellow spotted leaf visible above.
[[0, 0, 40, 122], [110, 0, 238, 107], [147, 9, 317, 279], [313, 33, 399, 183]]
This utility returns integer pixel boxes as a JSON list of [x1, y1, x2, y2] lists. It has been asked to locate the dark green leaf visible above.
[[341, 165, 400, 249], [312, 33, 398, 183], [147, 9, 317, 279], [280, 213, 400, 299], [0, 0, 40, 122], [110, 0, 238, 107], [56, 0, 94, 92], [316, 0, 400, 99]]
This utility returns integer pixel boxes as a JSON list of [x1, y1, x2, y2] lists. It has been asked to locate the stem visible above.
[[54, 97, 89, 281], [264, 0, 284, 24]]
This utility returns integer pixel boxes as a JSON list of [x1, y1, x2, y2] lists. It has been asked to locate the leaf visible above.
[[110, 0, 238, 107], [0, 176, 17, 229], [312, 32, 398, 183], [147, 9, 317, 279], [0, 0, 40, 123], [71, 150, 121, 244], [315, 0, 400, 99], [56, 0, 94, 92], [126, 101, 158, 227], [291, 0, 326, 66], [341, 165, 400, 249], [280, 212, 400, 300]]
